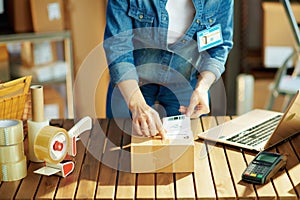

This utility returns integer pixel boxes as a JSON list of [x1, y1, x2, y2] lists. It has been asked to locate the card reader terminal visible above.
[[242, 152, 287, 184]]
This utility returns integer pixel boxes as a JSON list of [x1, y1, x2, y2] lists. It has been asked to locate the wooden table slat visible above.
[[116, 120, 136, 199], [201, 116, 218, 132], [225, 146, 257, 198], [116, 171, 136, 199], [194, 142, 216, 199], [206, 142, 237, 199], [95, 119, 124, 199], [215, 116, 257, 198], [265, 148, 297, 199], [0, 180, 21, 200], [35, 176, 60, 199], [290, 133, 300, 161], [202, 116, 237, 199], [175, 173, 195, 199], [75, 151, 100, 199], [96, 164, 118, 199], [276, 141, 300, 198], [75, 119, 107, 199], [156, 173, 175, 199], [193, 118, 216, 199], [15, 162, 43, 199], [136, 173, 155, 199]]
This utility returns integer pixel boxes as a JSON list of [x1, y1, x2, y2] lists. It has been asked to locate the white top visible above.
[[166, 0, 196, 44]]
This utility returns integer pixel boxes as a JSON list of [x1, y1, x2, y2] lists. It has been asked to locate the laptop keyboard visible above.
[[226, 115, 282, 147]]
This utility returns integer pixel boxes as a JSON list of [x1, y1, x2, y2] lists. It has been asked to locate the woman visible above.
[[103, 0, 234, 138]]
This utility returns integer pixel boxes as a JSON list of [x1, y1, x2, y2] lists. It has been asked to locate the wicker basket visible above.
[[0, 76, 32, 120]]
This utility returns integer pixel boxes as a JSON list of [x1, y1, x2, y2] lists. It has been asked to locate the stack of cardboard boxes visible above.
[[2, 0, 67, 119], [6, 0, 65, 33]]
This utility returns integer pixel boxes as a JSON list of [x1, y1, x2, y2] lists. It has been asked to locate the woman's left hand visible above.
[[179, 88, 210, 118], [179, 71, 216, 118]]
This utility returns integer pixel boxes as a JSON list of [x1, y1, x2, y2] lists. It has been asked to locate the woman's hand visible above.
[[130, 100, 165, 138], [118, 80, 165, 138], [179, 88, 210, 118], [179, 71, 216, 118]]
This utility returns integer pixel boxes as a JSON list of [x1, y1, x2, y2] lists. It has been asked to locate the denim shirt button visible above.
[[208, 18, 213, 23], [181, 39, 187, 43], [196, 19, 200, 24], [139, 14, 144, 19]]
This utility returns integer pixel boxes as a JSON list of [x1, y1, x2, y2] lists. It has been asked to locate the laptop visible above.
[[198, 89, 300, 151]]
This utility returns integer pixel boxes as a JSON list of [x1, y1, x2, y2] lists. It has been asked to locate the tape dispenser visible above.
[[33, 116, 92, 177]]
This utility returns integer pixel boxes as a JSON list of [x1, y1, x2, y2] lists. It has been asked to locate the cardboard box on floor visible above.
[[131, 136, 194, 173]]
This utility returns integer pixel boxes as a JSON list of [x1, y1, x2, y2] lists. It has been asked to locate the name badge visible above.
[[197, 24, 223, 52]]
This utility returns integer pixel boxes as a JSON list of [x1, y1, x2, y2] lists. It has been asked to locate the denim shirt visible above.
[[104, 0, 234, 85]]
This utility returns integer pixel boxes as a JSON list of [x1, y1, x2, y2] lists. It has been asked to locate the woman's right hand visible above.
[[118, 80, 165, 138], [130, 100, 165, 138]]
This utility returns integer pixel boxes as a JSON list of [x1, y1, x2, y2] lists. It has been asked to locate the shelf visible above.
[[0, 31, 71, 44], [0, 31, 74, 118]]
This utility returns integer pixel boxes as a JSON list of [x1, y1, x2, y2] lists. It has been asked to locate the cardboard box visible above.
[[262, 2, 300, 68], [131, 136, 194, 173], [131, 116, 195, 173], [30, 0, 65, 32], [10, 61, 67, 83], [0, 45, 9, 81], [21, 41, 57, 67], [44, 86, 65, 119], [0, 45, 8, 61], [0, 61, 9, 82], [6, 0, 33, 33]]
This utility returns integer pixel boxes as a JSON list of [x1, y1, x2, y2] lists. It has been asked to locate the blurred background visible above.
[[0, 0, 299, 119]]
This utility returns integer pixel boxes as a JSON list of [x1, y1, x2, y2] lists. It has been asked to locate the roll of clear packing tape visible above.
[[0, 156, 27, 182], [27, 119, 49, 162], [34, 126, 69, 164], [0, 120, 23, 146], [0, 142, 25, 163]]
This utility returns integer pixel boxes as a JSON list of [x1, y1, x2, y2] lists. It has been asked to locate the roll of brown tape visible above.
[[0, 142, 24, 163], [34, 126, 69, 164], [0, 120, 23, 145], [30, 85, 45, 122], [0, 156, 27, 182]]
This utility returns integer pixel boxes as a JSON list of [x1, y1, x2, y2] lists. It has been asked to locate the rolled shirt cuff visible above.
[[109, 62, 139, 84]]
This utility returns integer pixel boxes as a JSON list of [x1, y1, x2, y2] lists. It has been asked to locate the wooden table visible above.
[[1, 116, 300, 199]]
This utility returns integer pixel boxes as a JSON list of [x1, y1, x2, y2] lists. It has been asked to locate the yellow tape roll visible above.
[[0, 120, 23, 145], [34, 126, 69, 164], [0, 156, 27, 182], [0, 142, 24, 163]]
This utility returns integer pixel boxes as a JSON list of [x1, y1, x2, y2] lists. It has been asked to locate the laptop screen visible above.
[[264, 90, 300, 149]]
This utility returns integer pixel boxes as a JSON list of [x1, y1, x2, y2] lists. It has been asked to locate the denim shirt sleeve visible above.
[[103, 0, 138, 84], [197, 0, 234, 80]]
